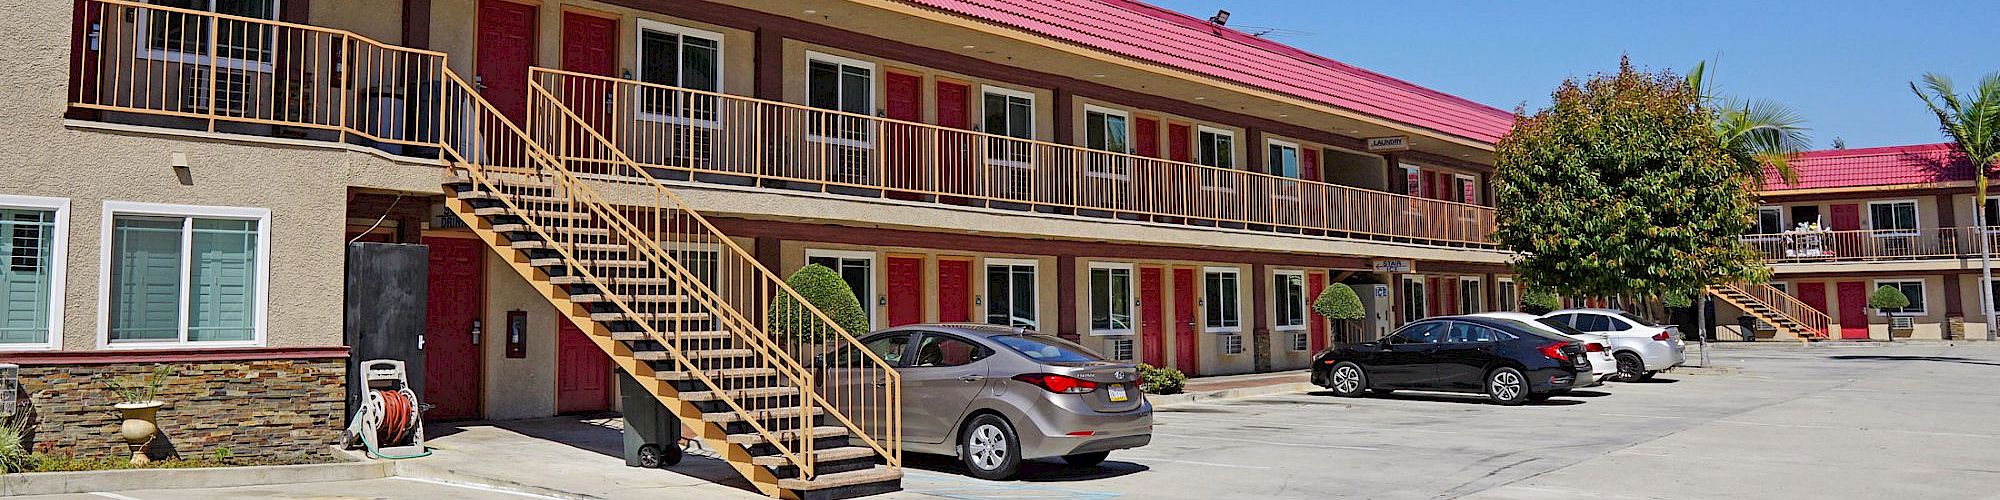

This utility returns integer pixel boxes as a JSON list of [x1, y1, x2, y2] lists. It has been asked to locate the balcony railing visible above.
[[532, 69, 1498, 247], [1741, 227, 2000, 263]]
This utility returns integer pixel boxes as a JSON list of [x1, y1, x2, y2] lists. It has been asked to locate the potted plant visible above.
[[1311, 283, 1365, 344], [1868, 286, 1911, 342], [104, 365, 173, 465]]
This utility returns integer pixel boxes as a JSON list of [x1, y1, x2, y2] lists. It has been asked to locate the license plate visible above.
[[1108, 384, 1129, 402]]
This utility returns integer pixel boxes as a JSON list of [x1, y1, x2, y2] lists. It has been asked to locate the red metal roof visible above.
[[1764, 143, 1972, 191], [896, 0, 1516, 144]]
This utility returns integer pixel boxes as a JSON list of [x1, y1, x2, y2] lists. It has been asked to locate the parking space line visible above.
[[1152, 432, 1380, 451], [90, 493, 145, 500], [389, 476, 571, 499], [1598, 413, 1687, 420]]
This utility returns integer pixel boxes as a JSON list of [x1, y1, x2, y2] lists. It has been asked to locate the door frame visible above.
[[886, 253, 928, 327]]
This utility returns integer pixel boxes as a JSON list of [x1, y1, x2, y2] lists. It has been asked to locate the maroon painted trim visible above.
[[1761, 186, 1969, 204], [0, 346, 351, 366], [281, 0, 309, 23], [594, 0, 1492, 175], [1943, 273, 1964, 316], [1772, 269, 1983, 280], [1056, 255, 1078, 340], [1937, 193, 1957, 227], [753, 27, 783, 100], [705, 217, 1377, 270], [403, 0, 432, 49]]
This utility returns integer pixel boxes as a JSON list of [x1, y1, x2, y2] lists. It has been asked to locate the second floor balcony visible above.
[[1743, 227, 2000, 264]]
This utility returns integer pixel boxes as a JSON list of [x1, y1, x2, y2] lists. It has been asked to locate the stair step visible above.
[[571, 293, 689, 305], [590, 311, 711, 322], [752, 446, 875, 467], [548, 275, 678, 286], [632, 348, 753, 362], [658, 367, 780, 381], [610, 330, 734, 342], [727, 426, 850, 446], [494, 224, 612, 237], [472, 207, 591, 221], [532, 258, 656, 270], [683, 386, 800, 402], [701, 405, 825, 423], [776, 467, 902, 492], [510, 240, 627, 252]]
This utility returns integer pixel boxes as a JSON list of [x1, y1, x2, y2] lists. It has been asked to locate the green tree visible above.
[[1521, 288, 1561, 315], [1911, 72, 2000, 341], [1312, 284, 1365, 343], [766, 264, 870, 342], [1868, 285, 1911, 313], [1494, 58, 1769, 303]]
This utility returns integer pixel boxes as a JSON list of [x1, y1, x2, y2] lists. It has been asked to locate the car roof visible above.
[[1465, 311, 1546, 322], [1545, 308, 1629, 315], [871, 323, 1032, 338]]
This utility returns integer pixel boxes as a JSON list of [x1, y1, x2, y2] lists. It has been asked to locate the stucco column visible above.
[[1056, 254, 1079, 340], [754, 29, 784, 101], [1251, 263, 1272, 372]]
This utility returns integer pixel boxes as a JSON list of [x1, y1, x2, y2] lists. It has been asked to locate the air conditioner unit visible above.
[[1890, 316, 1915, 330], [187, 68, 253, 115]]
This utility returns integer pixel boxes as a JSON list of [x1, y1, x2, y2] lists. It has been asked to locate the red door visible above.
[[423, 237, 484, 421], [561, 12, 618, 132], [1831, 204, 1861, 231], [888, 256, 925, 326], [1173, 268, 1200, 375], [886, 72, 923, 195], [557, 317, 612, 413], [1301, 147, 1321, 182], [938, 259, 971, 323], [1836, 281, 1870, 339], [1167, 123, 1192, 163], [476, 0, 537, 122], [1308, 272, 1329, 350], [1139, 267, 1165, 367], [1797, 282, 1829, 315], [936, 81, 971, 200], [1133, 117, 1160, 158], [1426, 277, 1443, 317]]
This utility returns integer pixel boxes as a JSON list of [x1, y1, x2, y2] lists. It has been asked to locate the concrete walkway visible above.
[[401, 416, 768, 499]]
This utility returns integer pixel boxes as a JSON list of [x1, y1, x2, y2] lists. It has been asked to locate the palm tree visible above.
[[1687, 61, 1813, 187], [1912, 72, 2000, 341]]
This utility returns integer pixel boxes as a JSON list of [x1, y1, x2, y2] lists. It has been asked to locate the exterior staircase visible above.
[[1707, 283, 1830, 342]]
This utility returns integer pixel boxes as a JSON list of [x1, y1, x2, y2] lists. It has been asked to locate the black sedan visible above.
[[1311, 315, 1591, 405]]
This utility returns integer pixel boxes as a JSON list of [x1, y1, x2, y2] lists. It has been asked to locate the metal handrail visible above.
[[1716, 283, 1828, 339], [1739, 227, 1988, 263]]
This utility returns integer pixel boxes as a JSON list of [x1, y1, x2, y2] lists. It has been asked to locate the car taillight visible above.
[[1585, 342, 1605, 353], [1652, 332, 1671, 341], [1537, 341, 1572, 362], [1013, 373, 1099, 394]]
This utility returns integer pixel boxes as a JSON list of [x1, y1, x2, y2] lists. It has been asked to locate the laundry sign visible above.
[[1366, 136, 1410, 152]]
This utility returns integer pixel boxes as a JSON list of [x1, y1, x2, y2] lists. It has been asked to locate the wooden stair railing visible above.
[[1707, 284, 1830, 342]]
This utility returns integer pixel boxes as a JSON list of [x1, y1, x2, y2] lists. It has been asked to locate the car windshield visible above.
[[1533, 317, 1594, 337], [1617, 311, 1655, 326], [1482, 318, 1570, 342], [992, 334, 1104, 363]]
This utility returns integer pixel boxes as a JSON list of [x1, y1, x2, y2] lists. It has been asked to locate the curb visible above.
[[0, 458, 392, 496], [1148, 382, 1317, 407]]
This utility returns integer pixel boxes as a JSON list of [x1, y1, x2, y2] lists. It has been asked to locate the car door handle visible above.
[[959, 374, 986, 382]]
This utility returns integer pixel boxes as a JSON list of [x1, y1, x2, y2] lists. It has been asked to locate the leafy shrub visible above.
[[1522, 289, 1561, 315], [1869, 286, 1911, 312], [0, 417, 26, 473], [1137, 363, 1187, 395], [1312, 284, 1365, 321], [766, 264, 871, 342]]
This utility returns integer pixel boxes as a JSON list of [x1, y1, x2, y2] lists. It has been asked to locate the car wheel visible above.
[[960, 414, 1022, 480], [1062, 451, 1110, 468], [1486, 367, 1530, 406], [1328, 362, 1369, 397], [1614, 352, 1645, 382]]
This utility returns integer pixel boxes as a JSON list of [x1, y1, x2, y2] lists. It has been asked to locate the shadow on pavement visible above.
[[1302, 390, 1586, 406], [1828, 355, 2000, 367], [1626, 378, 1680, 384], [904, 452, 1149, 482], [1563, 390, 1613, 398]]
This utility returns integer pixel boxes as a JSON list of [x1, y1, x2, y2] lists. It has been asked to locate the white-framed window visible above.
[[982, 85, 1036, 168], [1871, 279, 1926, 315], [1983, 197, 2000, 229], [984, 258, 1038, 330], [140, 0, 281, 72], [1107, 337, 1134, 361], [0, 196, 69, 351], [1867, 200, 1919, 236], [1266, 139, 1301, 179], [1459, 276, 1483, 314], [1088, 262, 1135, 335], [1290, 331, 1310, 352], [1202, 266, 1241, 333], [1273, 270, 1307, 331], [1219, 332, 1244, 355], [1756, 206, 1785, 235], [806, 249, 877, 329], [1497, 277, 1517, 312], [99, 202, 268, 348], [1454, 174, 1478, 204], [1083, 104, 1131, 178], [1984, 278, 2000, 314], [635, 19, 724, 124], [1198, 126, 1237, 192], [1403, 165, 1422, 197], [805, 51, 875, 147], [1402, 275, 1426, 322]]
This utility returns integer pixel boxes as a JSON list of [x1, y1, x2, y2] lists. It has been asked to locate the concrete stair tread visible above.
[[632, 348, 752, 362], [589, 311, 711, 322], [727, 426, 850, 446], [701, 405, 825, 423], [658, 367, 780, 381], [548, 275, 678, 286], [471, 207, 590, 220], [510, 241, 625, 252], [531, 258, 658, 269], [682, 386, 800, 402], [751, 445, 876, 467], [494, 224, 612, 237], [610, 330, 733, 342], [569, 293, 689, 304], [776, 467, 902, 492]]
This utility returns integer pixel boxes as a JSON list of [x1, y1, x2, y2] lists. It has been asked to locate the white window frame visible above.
[[1266, 138, 1301, 179], [634, 18, 726, 126], [803, 51, 877, 149], [1402, 165, 1423, 197], [1866, 199, 1920, 237], [1202, 266, 1242, 333], [1197, 125, 1238, 192], [1082, 104, 1132, 180], [0, 195, 69, 351], [1459, 276, 1483, 314], [97, 201, 270, 349], [804, 248, 879, 329], [1984, 278, 2000, 315], [137, 0, 283, 73], [1871, 279, 1926, 316], [980, 85, 1038, 169], [982, 257, 1040, 330], [1272, 269, 1307, 332], [1752, 206, 1785, 237], [1497, 277, 1517, 312], [1453, 173, 1478, 204], [1402, 274, 1427, 322], [1087, 262, 1136, 336]]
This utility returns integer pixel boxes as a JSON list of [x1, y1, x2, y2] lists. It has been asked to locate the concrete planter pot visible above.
[[113, 401, 164, 465]]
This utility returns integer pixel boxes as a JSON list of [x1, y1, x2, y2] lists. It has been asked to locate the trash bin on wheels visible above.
[[1736, 315, 1758, 342], [621, 376, 683, 468]]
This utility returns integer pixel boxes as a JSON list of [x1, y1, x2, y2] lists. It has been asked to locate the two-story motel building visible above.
[[2, 0, 1521, 466]]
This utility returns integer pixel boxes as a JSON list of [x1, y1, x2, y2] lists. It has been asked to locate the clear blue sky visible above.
[[1146, 0, 1999, 149]]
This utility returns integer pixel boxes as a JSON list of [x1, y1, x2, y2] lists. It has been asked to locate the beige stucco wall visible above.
[[478, 247, 562, 419], [311, 0, 406, 45]]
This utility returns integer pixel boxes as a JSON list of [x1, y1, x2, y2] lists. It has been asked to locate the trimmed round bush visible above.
[[767, 264, 871, 342]]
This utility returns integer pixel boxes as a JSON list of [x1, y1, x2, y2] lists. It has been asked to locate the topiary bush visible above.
[[767, 264, 871, 342], [1522, 288, 1561, 315], [1869, 285, 1910, 313], [1137, 363, 1187, 395], [1313, 284, 1365, 343]]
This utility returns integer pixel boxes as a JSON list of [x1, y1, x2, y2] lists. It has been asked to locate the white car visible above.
[[1469, 312, 1616, 387], [1542, 309, 1685, 381]]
